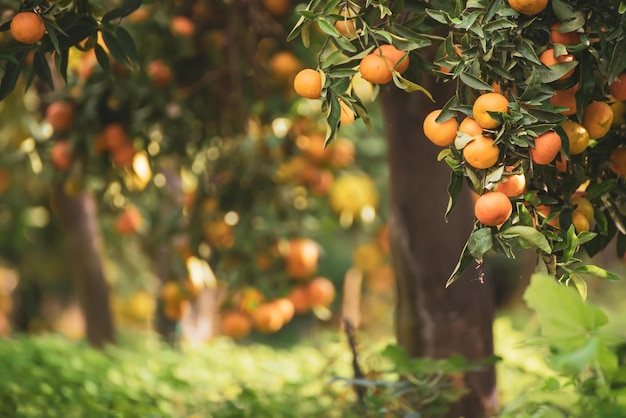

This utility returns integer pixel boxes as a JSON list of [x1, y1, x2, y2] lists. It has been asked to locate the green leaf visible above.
[[499, 226, 552, 253], [567, 273, 587, 301], [459, 72, 492, 90], [102, 30, 130, 65], [391, 72, 433, 98], [94, 43, 111, 75], [33, 51, 53, 89], [574, 265, 621, 281], [445, 239, 475, 288], [317, 17, 341, 37], [523, 274, 609, 342], [445, 171, 463, 221], [1, 58, 23, 100], [114, 26, 138, 67], [549, 336, 599, 374], [467, 228, 493, 261], [325, 95, 341, 145]]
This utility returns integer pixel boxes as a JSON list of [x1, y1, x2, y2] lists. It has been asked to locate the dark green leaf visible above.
[[574, 265, 621, 281], [499, 225, 552, 253], [445, 171, 463, 221], [467, 228, 493, 261]]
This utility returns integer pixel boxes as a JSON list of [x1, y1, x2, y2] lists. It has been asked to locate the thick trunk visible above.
[[380, 82, 497, 416], [53, 184, 115, 348]]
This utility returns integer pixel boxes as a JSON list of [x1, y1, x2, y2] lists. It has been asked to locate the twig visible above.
[[343, 318, 367, 411]]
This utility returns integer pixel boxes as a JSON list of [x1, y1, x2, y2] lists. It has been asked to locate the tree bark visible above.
[[380, 82, 498, 416], [53, 184, 115, 348]]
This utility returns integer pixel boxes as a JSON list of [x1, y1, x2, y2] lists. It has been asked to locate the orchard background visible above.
[[1, 0, 626, 417]]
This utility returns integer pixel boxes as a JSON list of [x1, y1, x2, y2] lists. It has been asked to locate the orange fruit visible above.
[[46, 101, 75, 133], [373, 44, 410, 74], [293, 69, 322, 99], [571, 196, 594, 222], [474, 192, 513, 226], [610, 148, 626, 176], [508, 0, 548, 15], [285, 238, 319, 279], [114, 206, 143, 235], [269, 51, 302, 80], [203, 220, 235, 249], [262, 0, 291, 16], [561, 120, 590, 155], [271, 298, 295, 324], [549, 83, 578, 115], [550, 22, 580, 46], [530, 131, 561, 164], [146, 59, 173, 87], [463, 135, 500, 169], [51, 140, 72, 170], [458, 117, 483, 137], [423, 109, 458, 146], [163, 301, 184, 321], [251, 303, 284, 334], [339, 99, 356, 125], [127, 7, 151, 23], [359, 54, 393, 85], [287, 285, 311, 314], [220, 311, 252, 339], [572, 210, 590, 233], [307, 277, 335, 307], [582, 101, 614, 139], [102, 123, 129, 151], [160, 281, 182, 304], [610, 73, 626, 100], [472, 92, 509, 129], [170, 16, 195, 38], [296, 133, 327, 162], [310, 169, 334, 196], [334, 8, 357, 38], [328, 138, 355, 168], [10, 12, 45, 44], [495, 166, 526, 197], [539, 48, 575, 80], [536, 204, 560, 228], [111, 143, 136, 168]]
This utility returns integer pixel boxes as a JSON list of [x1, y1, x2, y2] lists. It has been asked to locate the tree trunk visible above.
[[53, 184, 115, 348], [380, 83, 498, 416]]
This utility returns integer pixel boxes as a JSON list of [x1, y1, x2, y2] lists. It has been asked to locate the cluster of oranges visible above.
[[421, 5, 626, 235]]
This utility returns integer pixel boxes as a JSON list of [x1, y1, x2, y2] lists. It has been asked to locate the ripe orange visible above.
[[572, 210, 590, 233], [582, 101, 614, 139], [146, 59, 173, 87], [203, 220, 235, 249], [373, 44, 410, 74], [170, 16, 195, 38], [163, 301, 184, 321], [549, 83, 578, 115], [127, 7, 151, 23], [474, 192, 513, 226], [472, 92, 509, 129], [269, 51, 302, 80], [571, 196, 594, 222], [262, 0, 291, 16], [296, 132, 327, 162], [458, 117, 483, 137], [423, 109, 458, 146], [102, 123, 129, 151], [160, 281, 183, 305], [359, 54, 393, 85], [271, 298, 295, 324], [555, 152, 568, 172], [539, 49, 575, 80], [287, 285, 311, 314], [561, 120, 590, 155], [10, 12, 46, 44], [46, 101, 75, 133], [536, 204, 559, 228], [307, 277, 335, 307], [251, 303, 284, 334], [310, 169, 334, 196], [550, 22, 580, 46], [508, 0, 548, 15], [293, 69, 323, 99], [220, 311, 252, 339], [328, 138, 355, 168], [114, 206, 143, 235], [111, 143, 137, 168], [339, 99, 356, 125], [610, 148, 626, 176], [463, 135, 500, 169], [495, 166, 526, 197], [530, 131, 561, 164], [365, 264, 395, 292], [609, 73, 626, 100], [51, 140, 72, 170], [334, 8, 357, 38], [285, 238, 319, 279]]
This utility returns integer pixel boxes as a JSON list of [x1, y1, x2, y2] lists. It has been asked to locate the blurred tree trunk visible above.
[[53, 184, 115, 348], [380, 82, 497, 415]]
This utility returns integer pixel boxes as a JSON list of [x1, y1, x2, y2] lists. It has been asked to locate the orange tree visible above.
[[290, 0, 626, 415], [292, 0, 626, 287], [0, 0, 390, 343]]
